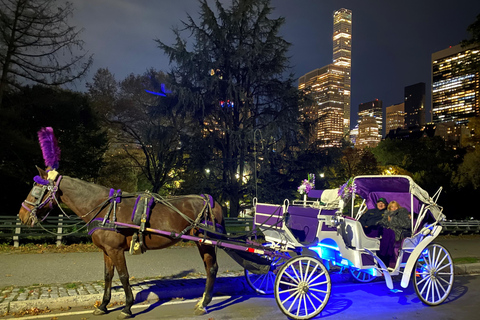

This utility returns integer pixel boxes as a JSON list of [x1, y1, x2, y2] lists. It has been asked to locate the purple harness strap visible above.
[[201, 194, 215, 209]]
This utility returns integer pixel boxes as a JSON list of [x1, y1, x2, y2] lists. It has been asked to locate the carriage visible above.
[[246, 174, 454, 319], [20, 128, 454, 319]]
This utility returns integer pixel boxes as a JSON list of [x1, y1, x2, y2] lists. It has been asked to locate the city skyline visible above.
[[65, 0, 479, 127]]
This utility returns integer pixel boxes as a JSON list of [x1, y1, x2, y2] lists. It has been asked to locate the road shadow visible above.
[[130, 274, 251, 317]]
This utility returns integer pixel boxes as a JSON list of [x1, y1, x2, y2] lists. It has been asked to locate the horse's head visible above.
[[19, 166, 62, 226]]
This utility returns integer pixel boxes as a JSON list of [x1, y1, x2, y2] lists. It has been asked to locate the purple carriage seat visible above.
[[287, 206, 320, 243], [254, 203, 284, 230]]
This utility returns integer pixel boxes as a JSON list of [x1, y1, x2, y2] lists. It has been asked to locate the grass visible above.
[[453, 257, 480, 264]]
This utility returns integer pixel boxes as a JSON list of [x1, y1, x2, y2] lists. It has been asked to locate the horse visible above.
[[19, 166, 224, 319]]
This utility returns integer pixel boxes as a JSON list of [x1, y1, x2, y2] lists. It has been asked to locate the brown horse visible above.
[[19, 167, 224, 319]]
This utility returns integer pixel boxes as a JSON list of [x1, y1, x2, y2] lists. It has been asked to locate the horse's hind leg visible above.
[[194, 244, 218, 315], [93, 252, 115, 315]]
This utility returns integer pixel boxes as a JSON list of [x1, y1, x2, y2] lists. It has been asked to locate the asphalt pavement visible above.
[[0, 235, 479, 315]]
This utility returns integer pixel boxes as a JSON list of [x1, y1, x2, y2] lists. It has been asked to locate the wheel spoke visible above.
[[437, 276, 452, 286], [436, 262, 452, 272], [281, 289, 298, 306], [307, 290, 324, 304], [308, 270, 326, 284], [305, 264, 319, 282], [296, 294, 303, 317], [416, 273, 429, 286], [306, 292, 317, 310], [279, 280, 298, 288], [279, 287, 298, 294], [291, 262, 302, 282], [310, 288, 328, 294], [287, 291, 300, 313], [284, 267, 300, 284], [300, 260, 308, 282], [309, 280, 329, 287]]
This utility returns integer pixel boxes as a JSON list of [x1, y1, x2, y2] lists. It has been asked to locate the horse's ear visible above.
[[36, 166, 48, 179]]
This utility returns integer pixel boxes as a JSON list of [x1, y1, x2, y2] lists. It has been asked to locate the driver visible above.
[[359, 197, 387, 237]]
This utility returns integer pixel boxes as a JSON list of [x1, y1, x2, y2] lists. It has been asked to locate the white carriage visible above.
[[248, 175, 454, 319]]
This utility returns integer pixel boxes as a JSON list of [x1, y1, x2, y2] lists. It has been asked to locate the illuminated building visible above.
[[298, 8, 352, 148], [385, 102, 405, 134], [298, 65, 347, 148], [333, 8, 352, 132], [358, 99, 383, 136], [404, 82, 426, 128], [432, 44, 480, 124], [434, 121, 471, 150], [356, 116, 380, 148]]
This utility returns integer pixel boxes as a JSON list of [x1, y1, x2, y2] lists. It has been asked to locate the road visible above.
[[3, 274, 479, 320], [1, 235, 479, 288]]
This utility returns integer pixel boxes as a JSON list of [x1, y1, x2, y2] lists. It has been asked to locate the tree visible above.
[[157, 0, 303, 215], [324, 147, 380, 188], [0, 0, 92, 107], [0, 85, 107, 214], [87, 69, 190, 194]]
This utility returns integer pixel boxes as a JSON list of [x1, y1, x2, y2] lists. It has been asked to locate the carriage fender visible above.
[[400, 225, 442, 288]]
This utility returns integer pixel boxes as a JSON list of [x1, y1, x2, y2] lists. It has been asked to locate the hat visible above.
[[377, 198, 388, 205]]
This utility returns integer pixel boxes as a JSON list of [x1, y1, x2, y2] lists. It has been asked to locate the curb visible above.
[[2, 276, 249, 314], [2, 264, 478, 315], [454, 262, 480, 275]]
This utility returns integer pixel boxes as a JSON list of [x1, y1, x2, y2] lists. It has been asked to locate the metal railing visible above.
[[1, 215, 477, 247]]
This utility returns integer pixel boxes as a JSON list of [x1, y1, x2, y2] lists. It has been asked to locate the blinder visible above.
[[30, 185, 48, 203], [22, 175, 62, 223]]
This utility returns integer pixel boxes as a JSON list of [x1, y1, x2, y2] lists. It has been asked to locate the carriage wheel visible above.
[[274, 256, 331, 319], [413, 243, 454, 306], [245, 255, 289, 295], [349, 267, 377, 283]]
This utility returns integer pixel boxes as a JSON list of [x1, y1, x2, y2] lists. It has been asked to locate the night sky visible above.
[[66, 0, 480, 126]]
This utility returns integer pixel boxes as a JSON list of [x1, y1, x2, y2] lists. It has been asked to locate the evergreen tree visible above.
[[156, 0, 303, 215]]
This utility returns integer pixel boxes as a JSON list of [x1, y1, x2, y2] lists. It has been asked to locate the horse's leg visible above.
[[110, 249, 134, 320], [194, 244, 218, 315], [93, 252, 115, 315]]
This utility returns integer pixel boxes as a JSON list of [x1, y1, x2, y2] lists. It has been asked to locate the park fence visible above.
[[1, 215, 478, 247]]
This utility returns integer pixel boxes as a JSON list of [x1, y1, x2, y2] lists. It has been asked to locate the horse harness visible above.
[[87, 190, 220, 255], [23, 172, 220, 253], [22, 171, 63, 226]]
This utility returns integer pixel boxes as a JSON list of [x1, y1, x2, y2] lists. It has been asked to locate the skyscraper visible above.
[[333, 8, 352, 133], [356, 99, 382, 148], [298, 8, 352, 148], [358, 99, 383, 136], [432, 44, 480, 124], [385, 102, 405, 134], [404, 82, 426, 128], [298, 65, 347, 148]]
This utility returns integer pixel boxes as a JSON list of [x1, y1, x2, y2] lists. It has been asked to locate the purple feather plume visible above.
[[37, 127, 61, 169]]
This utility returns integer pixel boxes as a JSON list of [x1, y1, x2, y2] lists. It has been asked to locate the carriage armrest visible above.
[[341, 217, 380, 251]]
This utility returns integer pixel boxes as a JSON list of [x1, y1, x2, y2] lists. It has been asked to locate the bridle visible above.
[[21, 175, 63, 225]]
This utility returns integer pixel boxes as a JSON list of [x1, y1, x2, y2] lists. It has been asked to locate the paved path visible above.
[[0, 246, 244, 287], [0, 235, 479, 315]]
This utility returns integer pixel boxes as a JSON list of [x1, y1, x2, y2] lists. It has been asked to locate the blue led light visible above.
[[145, 83, 171, 96]]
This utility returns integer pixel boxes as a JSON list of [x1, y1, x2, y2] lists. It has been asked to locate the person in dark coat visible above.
[[359, 197, 388, 237], [376, 200, 411, 268]]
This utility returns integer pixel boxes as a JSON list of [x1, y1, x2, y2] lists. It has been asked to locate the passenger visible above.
[[379, 201, 411, 241], [359, 197, 388, 237], [376, 201, 411, 268]]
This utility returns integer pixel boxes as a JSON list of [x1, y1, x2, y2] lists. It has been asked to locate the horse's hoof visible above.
[[93, 308, 107, 316], [194, 306, 207, 315], [117, 311, 132, 320]]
